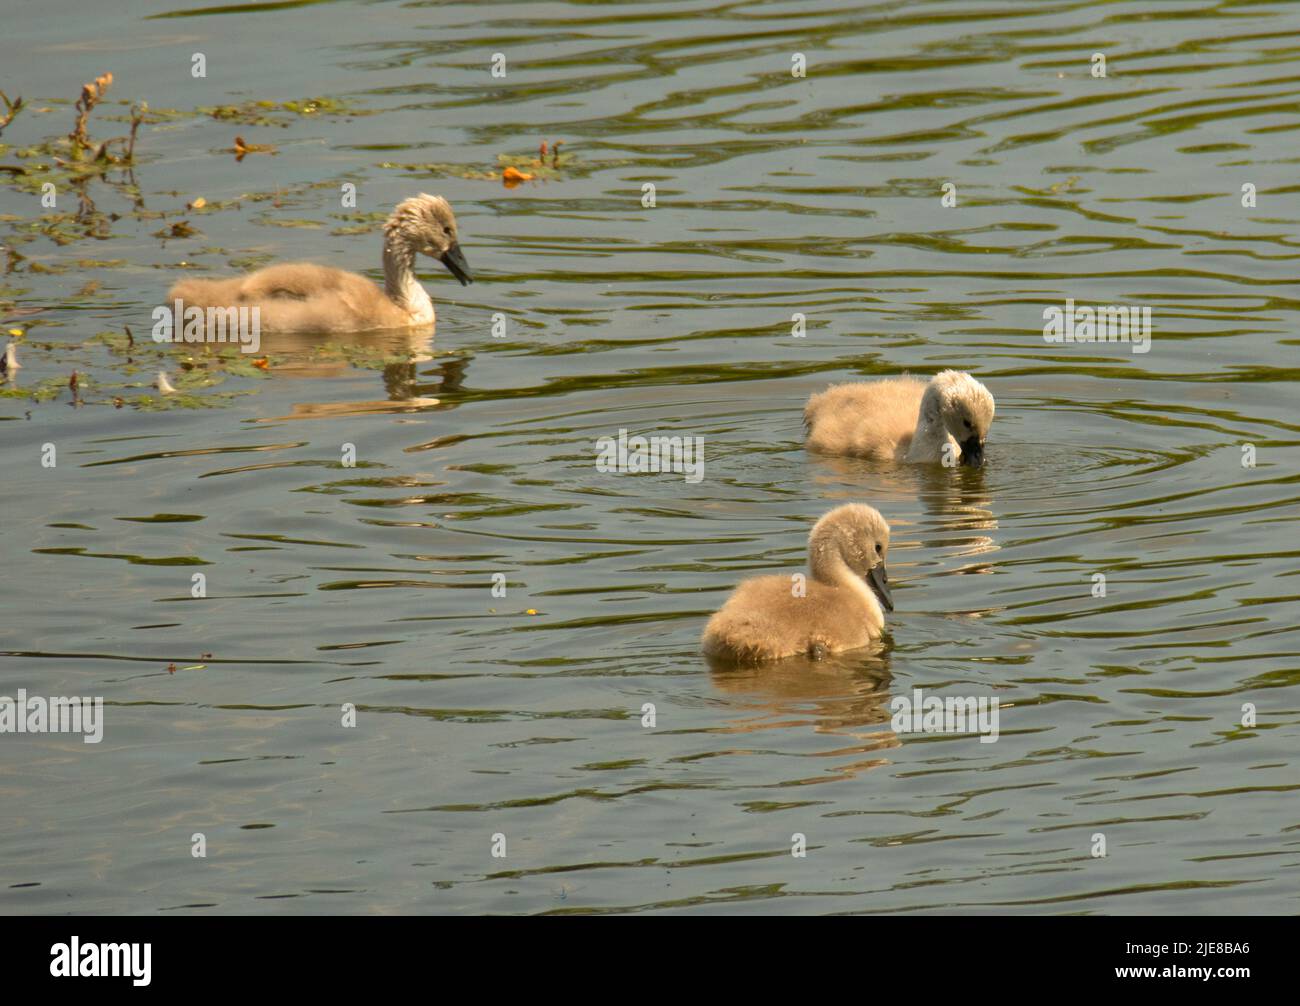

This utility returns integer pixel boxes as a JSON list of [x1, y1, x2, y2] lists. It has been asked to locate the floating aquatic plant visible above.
[[379, 138, 579, 187], [65, 73, 147, 167], [199, 96, 371, 127]]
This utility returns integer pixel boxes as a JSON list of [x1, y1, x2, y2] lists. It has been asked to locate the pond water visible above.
[[1, 0, 1298, 915]]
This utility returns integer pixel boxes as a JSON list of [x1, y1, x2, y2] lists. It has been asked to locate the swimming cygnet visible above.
[[804, 370, 994, 467], [1, 341, 19, 377], [702, 503, 894, 664], [166, 194, 473, 334]]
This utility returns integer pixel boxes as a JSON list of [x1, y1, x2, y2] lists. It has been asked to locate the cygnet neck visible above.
[[910, 381, 950, 457], [809, 526, 861, 587], [810, 538, 882, 621], [383, 234, 433, 324]]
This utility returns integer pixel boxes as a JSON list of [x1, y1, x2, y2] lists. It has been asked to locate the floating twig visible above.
[[232, 135, 276, 161]]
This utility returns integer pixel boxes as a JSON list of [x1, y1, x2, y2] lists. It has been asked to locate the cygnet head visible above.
[[808, 503, 893, 612], [931, 370, 995, 467], [384, 193, 473, 286]]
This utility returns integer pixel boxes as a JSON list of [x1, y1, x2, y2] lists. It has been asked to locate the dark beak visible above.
[[440, 242, 473, 286], [866, 562, 894, 613], [960, 436, 984, 468]]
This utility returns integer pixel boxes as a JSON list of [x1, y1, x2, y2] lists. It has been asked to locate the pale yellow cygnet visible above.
[[702, 503, 893, 664]]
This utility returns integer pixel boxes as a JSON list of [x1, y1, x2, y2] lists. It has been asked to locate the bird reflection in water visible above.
[[246, 325, 471, 422], [707, 648, 900, 783]]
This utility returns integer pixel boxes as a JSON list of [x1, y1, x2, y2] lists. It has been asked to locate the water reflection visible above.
[[251, 331, 473, 420], [709, 649, 901, 781], [809, 453, 1000, 558]]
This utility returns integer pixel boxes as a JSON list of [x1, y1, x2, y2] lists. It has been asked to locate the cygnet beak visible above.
[[440, 242, 473, 286], [866, 561, 894, 612]]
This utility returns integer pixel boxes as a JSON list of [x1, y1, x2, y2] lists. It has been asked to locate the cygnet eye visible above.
[[875, 543, 882, 555], [963, 419, 972, 430]]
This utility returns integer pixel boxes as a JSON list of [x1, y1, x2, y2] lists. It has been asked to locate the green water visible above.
[[1, 0, 1298, 915]]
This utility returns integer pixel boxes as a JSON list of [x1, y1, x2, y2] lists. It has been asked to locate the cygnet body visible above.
[[804, 370, 994, 467], [166, 194, 472, 334], [702, 503, 894, 664]]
